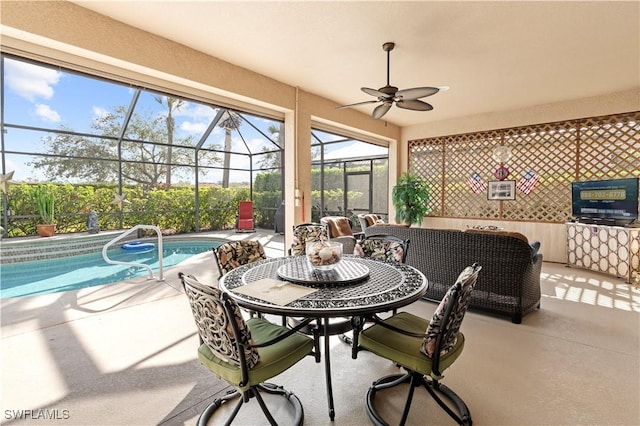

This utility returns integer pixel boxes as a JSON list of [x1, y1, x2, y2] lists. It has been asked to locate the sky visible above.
[[2, 56, 386, 184]]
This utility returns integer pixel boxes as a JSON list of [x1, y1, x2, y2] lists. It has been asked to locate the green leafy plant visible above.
[[30, 185, 55, 224], [392, 172, 431, 225]]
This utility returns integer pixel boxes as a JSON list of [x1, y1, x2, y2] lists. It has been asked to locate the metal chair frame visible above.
[[180, 273, 317, 426]]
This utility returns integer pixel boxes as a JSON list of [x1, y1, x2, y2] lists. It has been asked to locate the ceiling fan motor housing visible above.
[[379, 85, 398, 96]]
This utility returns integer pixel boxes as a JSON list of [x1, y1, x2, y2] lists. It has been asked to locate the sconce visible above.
[[294, 189, 302, 206]]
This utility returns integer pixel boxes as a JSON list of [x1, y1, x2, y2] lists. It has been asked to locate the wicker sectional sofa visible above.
[[365, 225, 543, 323]]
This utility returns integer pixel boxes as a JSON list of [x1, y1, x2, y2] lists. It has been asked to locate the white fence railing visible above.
[[102, 225, 164, 281]]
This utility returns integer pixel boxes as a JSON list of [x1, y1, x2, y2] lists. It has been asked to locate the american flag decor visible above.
[[466, 172, 487, 194], [516, 171, 540, 194]]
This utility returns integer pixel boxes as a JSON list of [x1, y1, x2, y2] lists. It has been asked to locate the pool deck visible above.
[[0, 229, 286, 425], [1, 229, 639, 425]]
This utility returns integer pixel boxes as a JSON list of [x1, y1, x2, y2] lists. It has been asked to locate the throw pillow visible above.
[[354, 239, 404, 262], [364, 214, 384, 226], [326, 217, 353, 237], [421, 265, 480, 358]]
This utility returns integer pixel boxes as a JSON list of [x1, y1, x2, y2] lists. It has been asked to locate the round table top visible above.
[[219, 255, 428, 317]]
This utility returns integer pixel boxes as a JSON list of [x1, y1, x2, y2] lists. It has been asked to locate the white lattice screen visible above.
[[408, 111, 640, 223]]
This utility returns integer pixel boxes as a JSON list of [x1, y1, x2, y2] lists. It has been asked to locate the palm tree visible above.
[[154, 96, 185, 187], [218, 110, 242, 188], [257, 123, 284, 168]]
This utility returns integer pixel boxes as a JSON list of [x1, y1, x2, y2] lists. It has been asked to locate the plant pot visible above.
[[36, 224, 56, 237]]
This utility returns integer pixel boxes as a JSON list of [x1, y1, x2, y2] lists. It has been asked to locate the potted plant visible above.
[[30, 185, 56, 237], [391, 172, 431, 226]]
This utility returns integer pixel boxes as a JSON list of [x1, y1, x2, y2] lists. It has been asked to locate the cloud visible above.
[[178, 103, 216, 119], [5, 59, 61, 102], [92, 106, 109, 119], [180, 121, 207, 133], [34, 104, 61, 122]]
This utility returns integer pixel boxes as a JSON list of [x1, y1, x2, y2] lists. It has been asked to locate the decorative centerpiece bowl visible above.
[[306, 241, 343, 271]]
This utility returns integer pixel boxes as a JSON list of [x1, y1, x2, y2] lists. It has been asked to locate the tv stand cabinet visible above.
[[566, 222, 640, 283]]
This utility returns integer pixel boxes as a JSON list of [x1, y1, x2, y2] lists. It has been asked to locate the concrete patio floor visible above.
[[1, 229, 639, 425]]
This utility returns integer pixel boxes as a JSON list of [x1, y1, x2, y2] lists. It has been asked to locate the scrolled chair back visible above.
[[290, 223, 328, 256], [180, 273, 260, 368]]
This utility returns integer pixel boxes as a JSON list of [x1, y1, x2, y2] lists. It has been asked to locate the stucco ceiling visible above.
[[71, 1, 639, 127]]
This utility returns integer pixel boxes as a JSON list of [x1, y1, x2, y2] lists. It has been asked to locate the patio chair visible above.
[[320, 216, 360, 254], [179, 272, 315, 426], [354, 263, 482, 426], [288, 222, 354, 351], [346, 234, 411, 351], [235, 201, 255, 233], [213, 240, 266, 278], [289, 222, 328, 255]]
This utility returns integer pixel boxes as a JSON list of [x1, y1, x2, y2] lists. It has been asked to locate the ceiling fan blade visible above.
[[395, 87, 440, 100], [336, 100, 379, 110], [362, 87, 393, 99], [372, 102, 392, 119], [396, 99, 433, 111]]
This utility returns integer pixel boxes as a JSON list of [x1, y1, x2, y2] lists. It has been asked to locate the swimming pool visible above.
[[0, 240, 222, 299]]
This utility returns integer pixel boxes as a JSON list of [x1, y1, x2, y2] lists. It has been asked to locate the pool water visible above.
[[0, 241, 221, 299]]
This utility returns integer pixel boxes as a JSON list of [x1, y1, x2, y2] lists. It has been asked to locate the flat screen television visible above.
[[571, 177, 639, 226]]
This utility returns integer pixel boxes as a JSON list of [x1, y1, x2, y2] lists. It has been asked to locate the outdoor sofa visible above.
[[364, 225, 543, 323]]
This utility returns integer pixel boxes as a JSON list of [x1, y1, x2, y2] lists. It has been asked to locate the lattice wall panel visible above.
[[409, 111, 640, 223], [409, 139, 443, 216], [578, 113, 640, 179]]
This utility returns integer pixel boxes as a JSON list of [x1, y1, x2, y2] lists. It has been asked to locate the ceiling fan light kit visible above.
[[337, 41, 446, 120]]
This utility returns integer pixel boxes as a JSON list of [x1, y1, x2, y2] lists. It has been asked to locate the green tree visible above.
[[30, 105, 217, 189], [256, 123, 284, 169]]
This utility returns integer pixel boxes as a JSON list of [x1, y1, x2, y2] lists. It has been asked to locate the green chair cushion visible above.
[[359, 311, 465, 377], [198, 317, 314, 391]]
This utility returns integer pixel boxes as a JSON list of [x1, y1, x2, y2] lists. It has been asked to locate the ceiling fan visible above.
[[337, 42, 447, 120]]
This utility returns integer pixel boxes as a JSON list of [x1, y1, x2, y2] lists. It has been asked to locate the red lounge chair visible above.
[[236, 201, 255, 232]]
